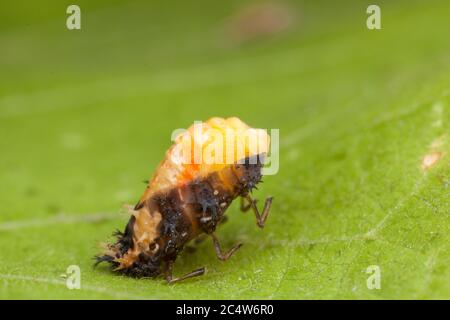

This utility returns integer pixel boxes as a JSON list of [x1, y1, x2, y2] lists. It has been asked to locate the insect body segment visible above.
[[96, 117, 273, 283]]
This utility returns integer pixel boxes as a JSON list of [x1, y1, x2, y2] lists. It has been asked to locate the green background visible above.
[[0, 0, 448, 299]]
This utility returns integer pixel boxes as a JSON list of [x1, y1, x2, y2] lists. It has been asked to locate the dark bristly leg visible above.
[[240, 196, 252, 212], [220, 215, 229, 225], [245, 194, 273, 228], [165, 261, 205, 284], [184, 245, 197, 253], [187, 216, 228, 253], [194, 234, 208, 245], [211, 233, 243, 261]]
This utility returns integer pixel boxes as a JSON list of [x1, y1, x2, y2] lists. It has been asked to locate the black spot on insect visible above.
[[119, 215, 136, 252], [156, 190, 191, 256], [190, 180, 219, 219], [98, 215, 136, 261], [124, 253, 162, 278], [93, 254, 115, 267], [134, 201, 145, 210], [236, 155, 263, 193], [157, 195, 181, 235]]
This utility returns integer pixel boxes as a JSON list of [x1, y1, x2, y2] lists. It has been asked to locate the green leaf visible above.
[[0, 0, 448, 299]]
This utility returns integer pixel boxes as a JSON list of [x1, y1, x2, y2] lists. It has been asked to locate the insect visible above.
[[95, 117, 273, 283]]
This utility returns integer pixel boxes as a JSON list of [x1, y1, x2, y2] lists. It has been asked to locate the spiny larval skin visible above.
[[96, 117, 272, 282]]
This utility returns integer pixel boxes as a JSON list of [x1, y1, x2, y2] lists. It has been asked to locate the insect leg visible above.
[[187, 215, 228, 253], [219, 215, 229, 224], [211, 233, 243, 261], [194, 234, 208, 245], [164, 260, 205, 284], [185, 234, 208, 253], [245, 194, 273, 228], [184, 245, 197, 253], [240, 197, 252, 212]]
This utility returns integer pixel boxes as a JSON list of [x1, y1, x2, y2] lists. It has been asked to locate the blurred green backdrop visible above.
[[0, 0, 448, 299]]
